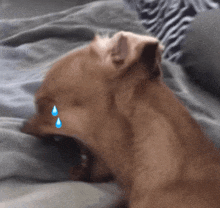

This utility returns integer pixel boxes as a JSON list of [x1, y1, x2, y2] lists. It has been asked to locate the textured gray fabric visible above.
[[123, 0, 219, 63], [181, 9, 220, 98]]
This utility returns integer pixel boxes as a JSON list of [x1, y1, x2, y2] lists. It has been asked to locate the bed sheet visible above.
[[0, 0, 220, 208]]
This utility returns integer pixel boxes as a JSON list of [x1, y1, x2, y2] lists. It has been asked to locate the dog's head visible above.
[[21, 31, 163, 184]]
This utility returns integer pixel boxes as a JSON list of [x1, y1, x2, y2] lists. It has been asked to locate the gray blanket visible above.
[[0, 0, 220, 207]]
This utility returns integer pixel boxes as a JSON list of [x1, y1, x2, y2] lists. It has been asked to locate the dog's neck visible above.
[[116, 81, 220, 206]]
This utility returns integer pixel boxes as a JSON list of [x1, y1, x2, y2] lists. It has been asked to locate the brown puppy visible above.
[[21, 31, 220, 208]]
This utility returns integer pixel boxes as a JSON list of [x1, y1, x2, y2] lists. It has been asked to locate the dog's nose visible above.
[[20, 120, 30, 134], [20, 117, 39, 136]]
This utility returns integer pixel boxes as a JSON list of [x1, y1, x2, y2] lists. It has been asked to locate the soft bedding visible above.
[[124, 0, 219, 63], [1, 0, 220, 208]]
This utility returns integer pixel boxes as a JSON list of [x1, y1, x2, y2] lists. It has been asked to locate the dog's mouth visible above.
[[41, 134, 92, 165], [40, 134, 94, 181], [39, 134, 115, 182]]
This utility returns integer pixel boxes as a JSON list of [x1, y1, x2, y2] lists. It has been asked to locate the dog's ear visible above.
[[111, 31, 164, 79]]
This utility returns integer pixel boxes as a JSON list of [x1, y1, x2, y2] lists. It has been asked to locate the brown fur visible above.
[[21, 31, 220, 207]]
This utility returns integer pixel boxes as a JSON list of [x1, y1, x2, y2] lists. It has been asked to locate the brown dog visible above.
[[21, 31, 220, 207]]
